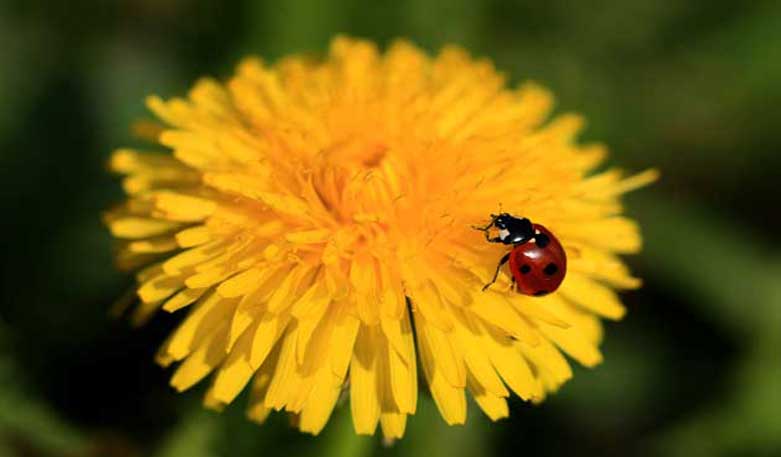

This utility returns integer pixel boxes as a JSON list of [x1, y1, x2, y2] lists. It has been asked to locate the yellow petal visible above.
[[469, 373, 509, 421], [298, 368, 342, 435], [185, 266, 233, 289], [568, 245, 642, 289], [565, 217, 642, 253], [110, 148, 181, 174], [453, 313, 508, 398], [350, 325, 381, 435], [246, 346, 279, 424], [217, 268, 264, 298], [285, 229, 331, 244], [267, 264, 314, 313], [137, 271, 183, 304], [482, 325, 543, 401], [349, 254, 380, 325], [249, 313, 291, 369], [559, 272, 626, 320], [414, 315, 465, 388], [263, 324, 303, 410], [128, 237, 179, 254], [211, 321, 257, 403], [163, 292, 237, 361], [383, 310, 417, 414], [109, 217, 179, 239], [469, 290, 541, 347], [407, 281, 453, 331], [162, 287, 207, 312], [329, 309, 361, 379], [130, 299, 164, 327], [378, 263, 405, 319], [379, 413, 407, 440], [291, 276, 332, 319], [170, 321, 228, 392], [519, 337, 572, 390], [415, 316, 466, 425], [154, 192, 217, 222], [175, 226, 213, 248], [163, 241, 225, 275], [295, 302, 333, 369]]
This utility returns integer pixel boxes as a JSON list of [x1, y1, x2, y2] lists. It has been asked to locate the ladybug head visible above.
[[489, 213, 535, 244]]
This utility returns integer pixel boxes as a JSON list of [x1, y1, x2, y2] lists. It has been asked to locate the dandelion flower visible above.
[[105, 36, 657, 439]]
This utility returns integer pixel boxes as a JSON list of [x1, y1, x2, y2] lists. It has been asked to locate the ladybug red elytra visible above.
[[474, 213, 567, 296]]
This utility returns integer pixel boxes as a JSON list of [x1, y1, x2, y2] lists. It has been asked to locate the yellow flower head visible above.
[[105, 36, 656, 439]]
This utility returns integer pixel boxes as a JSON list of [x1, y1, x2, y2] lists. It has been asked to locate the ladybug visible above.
[[474, 213, 567, 296]]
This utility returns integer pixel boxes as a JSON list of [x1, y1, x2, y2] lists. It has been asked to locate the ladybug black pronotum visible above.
[[474, 213, 567, 296]]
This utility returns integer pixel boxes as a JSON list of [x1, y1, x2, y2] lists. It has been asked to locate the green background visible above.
[[1, 1, 780, 456]]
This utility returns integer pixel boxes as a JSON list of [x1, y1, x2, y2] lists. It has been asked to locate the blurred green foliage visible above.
[[1, 0, 780, 456]]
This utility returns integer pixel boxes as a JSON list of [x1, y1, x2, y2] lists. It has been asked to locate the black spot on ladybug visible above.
[[520, 264, 531, 274], [543, 263, 558, 276], [534, 290, 548, 296], [535, 233, 550, 248]]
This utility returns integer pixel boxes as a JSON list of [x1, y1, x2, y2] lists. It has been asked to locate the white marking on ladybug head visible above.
[[498, 229, 510, 240]]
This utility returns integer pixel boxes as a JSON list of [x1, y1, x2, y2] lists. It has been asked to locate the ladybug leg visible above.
[[472, 215, 502, 242], [471, 222, 503, 243], [482, 252, 511, 291], [473, 220, 495, 231]]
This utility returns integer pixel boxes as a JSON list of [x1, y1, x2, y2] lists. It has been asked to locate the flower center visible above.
[[309, 144, 393, 229], [324, 137, 388, 168]]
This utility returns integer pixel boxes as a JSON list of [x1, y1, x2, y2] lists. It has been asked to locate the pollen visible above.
[[105, 36, 657, 439]]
